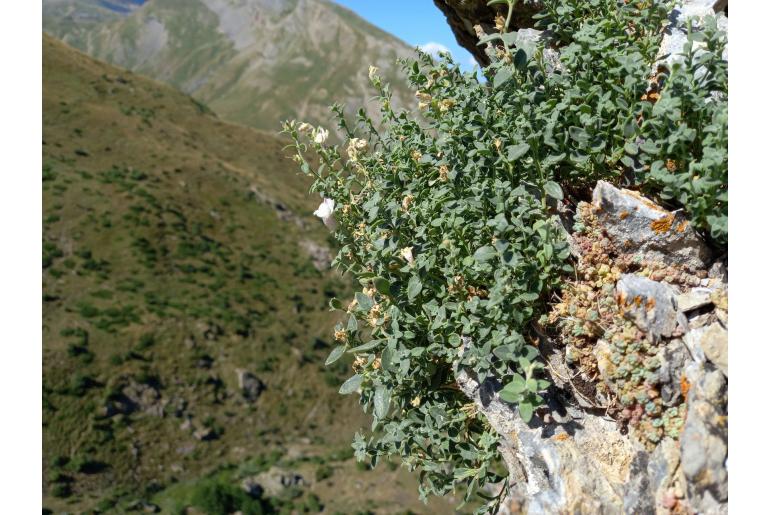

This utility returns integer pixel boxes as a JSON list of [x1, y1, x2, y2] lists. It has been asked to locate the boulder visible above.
[[244, 467, 306, 498], [592, 181, 711, 270], [616, 274, 682, 338]]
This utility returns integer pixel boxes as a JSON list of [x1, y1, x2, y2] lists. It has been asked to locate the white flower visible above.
[[297, 122, 313, 133], [400, 246, 414, 265], [313, 198, 336, 230], [313, 127, 329, 144], [368, 65, 379, 81]]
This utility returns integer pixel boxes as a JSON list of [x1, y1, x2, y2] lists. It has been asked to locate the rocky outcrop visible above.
[[432, 0, 541, 66], [457, 182, 727, 514]]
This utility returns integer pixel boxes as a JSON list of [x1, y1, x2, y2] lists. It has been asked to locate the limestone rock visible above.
[[616, 274, 681, 338], [677, 287, 714, 313], [456, 368, 644, 514], [656, 339, 690, 406], [681, 363, 728, 512], [699, 323, 728, 377], [592, 181, 711, 270]]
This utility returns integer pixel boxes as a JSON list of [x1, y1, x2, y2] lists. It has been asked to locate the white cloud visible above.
[[418, 42, 452, 59]]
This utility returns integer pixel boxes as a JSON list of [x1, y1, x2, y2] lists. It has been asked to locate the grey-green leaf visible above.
[[544, 181, 563, 200], [339, 374, 363, 395], [374, 386, 391, 419], [506, 143, 530, 161], [407, 275, 423, 300], [473, 245, 497, 262], [325, 345, 346, 366], [518, 401, 534, 422]]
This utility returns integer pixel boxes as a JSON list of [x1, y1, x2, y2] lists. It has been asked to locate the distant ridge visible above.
[[43, 0, 417, 133]]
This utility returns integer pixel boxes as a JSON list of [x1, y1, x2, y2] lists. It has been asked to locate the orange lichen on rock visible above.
[[680, 375, 690, 399], [619, 210, 630, 220], [650, 214, 675, 234], [676, 221, 688, 233], [553, 432, 571, 442]]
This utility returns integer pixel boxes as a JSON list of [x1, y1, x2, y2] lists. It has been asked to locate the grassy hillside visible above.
[[42, 0, 417, 135], [42, 35, 457, 514]]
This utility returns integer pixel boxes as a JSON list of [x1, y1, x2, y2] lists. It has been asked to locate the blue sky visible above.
[[333, 0, 477, 71]]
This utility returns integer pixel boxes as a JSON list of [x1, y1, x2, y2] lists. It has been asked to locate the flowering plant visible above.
[[283, 0, 726, 510]]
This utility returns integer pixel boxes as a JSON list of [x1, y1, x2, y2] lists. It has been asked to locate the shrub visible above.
[[284, 0, 726, 511], [314, 464, 333, 482], [189, 478, 265, 515]]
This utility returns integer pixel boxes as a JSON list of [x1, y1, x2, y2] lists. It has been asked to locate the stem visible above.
[[504, 0, 518, 32]]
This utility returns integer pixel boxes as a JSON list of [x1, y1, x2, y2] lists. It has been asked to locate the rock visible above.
[[122, 380, 165, 417], [431, 0, 540, 66], [247, 467, 306, 497], [236, 369, 265, 402], [647, 438, 683, 511], [681, 363, 728, 512], [657, 339, 690, 406], [683, 321, 727, 376], [708, 260, 727, 282], [299, 239, 333, 270], [699, 323, 728, 377], [193, 427, 217, 441], [455, 368, 644, 513], [677, 287, 714, 313], [616, 274, 681, 338], [592, 181, 711, 270]]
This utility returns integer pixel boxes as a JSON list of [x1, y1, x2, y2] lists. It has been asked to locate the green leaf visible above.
[[339, 374, 362, 395], [493, 67, 513, 89], [325, 345, 346, 366], [329, 298, 342, 310], [513, 48, 528, 70], [355, 292, 373, 312], [506, 143, 530, 161], [518, 401, 534, 422], [503, 373, 526, 394], [374, 386, 391, 419], [407, 275, 423, 300], [568, 126, 589, 144], [526, 378, 538, 392], [349, 340, 382, 352], [544, 181, 563, 200], [624, 141, 639, 155], [374, 277, 391, 295], [448, 334, 462, 347], [473, 245, 497, 262], [499, 388, 523, 404]]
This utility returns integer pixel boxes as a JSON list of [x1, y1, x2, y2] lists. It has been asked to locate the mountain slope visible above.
[[43, 0, 417, 133], [42, 34, 455, 514]]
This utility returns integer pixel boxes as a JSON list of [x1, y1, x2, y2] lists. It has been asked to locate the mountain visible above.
[[43, 0, 416, 133], [42, 34, 456, 513]]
